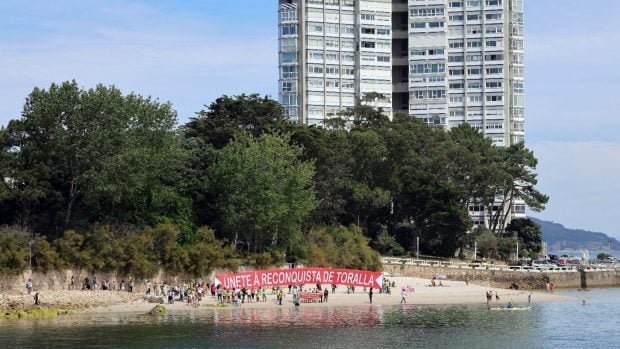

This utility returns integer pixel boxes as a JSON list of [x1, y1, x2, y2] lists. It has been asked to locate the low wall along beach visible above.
[[382, 259, 620, 289]]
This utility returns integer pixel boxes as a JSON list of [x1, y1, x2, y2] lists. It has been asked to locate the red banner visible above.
[[215, 268, 383, 289]]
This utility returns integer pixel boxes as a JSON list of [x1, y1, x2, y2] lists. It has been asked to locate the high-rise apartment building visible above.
[[278, 0, 526, 226]]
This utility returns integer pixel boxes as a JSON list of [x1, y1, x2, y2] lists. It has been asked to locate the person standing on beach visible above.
[[528, 294, 531, 305], [400, 288, 407, 303], [324, 288, 329, 303], [25, 279, 33, 295], [70, 275, 75, 290], [368, 288, 373, 304]]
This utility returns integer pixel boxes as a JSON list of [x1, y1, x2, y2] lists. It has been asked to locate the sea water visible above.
[[0, 288, 618, 349]]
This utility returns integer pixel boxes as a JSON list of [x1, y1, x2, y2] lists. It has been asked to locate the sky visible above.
[[0, 0, 619, 238]]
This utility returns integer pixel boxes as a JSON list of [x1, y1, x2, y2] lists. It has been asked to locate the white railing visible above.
[[380, 257, 592, 273]]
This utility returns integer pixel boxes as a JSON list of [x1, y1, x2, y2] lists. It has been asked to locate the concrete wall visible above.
[[0, 269, 227, 295], [2, 265, 618, 294], [383, 264, 620, 290]]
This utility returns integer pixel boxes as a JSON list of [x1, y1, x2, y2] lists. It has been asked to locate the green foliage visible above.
[[597, 253, 612, 260], [505, 218, 543, 254], [31, 235, 60, 273], [0, 228, 29, 274], [0, 85, 551, 271], [209, 132, 316, 252], [184, 94, 286, 149], [0, 81, 188, 236], [304, 225, 382, 271], [475, 229, 497, 259], [373, 229, 405, 256]]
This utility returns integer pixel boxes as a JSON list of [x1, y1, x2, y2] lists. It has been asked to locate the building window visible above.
[[449, 41, 464, 48], [362, 27, 375, 34], [485, 40, 501, 48], [361, 14, 375, 21], [485, 53, 504, 61], [469, 94, 482, 102], [281, 81, 297, 93], [308, 23, 323, 33], [466, 54, 482, 62], [410, 63, 446, 74], [468, 81, 482, 88], [280, 65, 298, 79], [485, 25, 503, 34], [280, 52, 297, 63], [486, 13, 502, 20], [281, 24, 297, 36], [280, 10, 297, 22], [486, 95, 503, 102], [486, 67, 503, 75], [361, 41, 375, 48], [486, 81, 502, 88], [448, 54, 464, 62]]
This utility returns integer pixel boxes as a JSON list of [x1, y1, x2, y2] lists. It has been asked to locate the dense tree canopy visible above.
[[0, 83, 550, 275], [208, 132, 316, 253], [0, 81, 189, 237]]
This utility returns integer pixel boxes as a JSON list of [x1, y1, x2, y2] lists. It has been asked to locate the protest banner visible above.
[[215, 267, 383, 289]]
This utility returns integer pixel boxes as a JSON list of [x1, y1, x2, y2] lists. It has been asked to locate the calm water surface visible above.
[[1, 288, 618, 348]]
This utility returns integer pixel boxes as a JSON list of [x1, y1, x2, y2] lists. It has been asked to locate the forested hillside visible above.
[[531, 217, 619, 252]]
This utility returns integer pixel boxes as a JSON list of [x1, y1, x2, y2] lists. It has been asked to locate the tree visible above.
[[489, 143, 549, 233], [386, 116, 471, 257], [304, 225, 382, 271], [476, 230, 498, 259], [208, 132, 316, 253], [505, 218, 543, 254], [184, 94, 287, 149], [597, 253, 612, 261], [0, 81, 189, 236]]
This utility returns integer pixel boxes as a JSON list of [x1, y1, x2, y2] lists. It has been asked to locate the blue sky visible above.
[[1, 1, 619, 238]]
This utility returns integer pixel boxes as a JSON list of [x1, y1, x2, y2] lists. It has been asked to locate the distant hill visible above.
[[530, 217, 619, 253]]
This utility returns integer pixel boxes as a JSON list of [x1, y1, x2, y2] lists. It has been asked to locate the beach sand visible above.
[[70, 277, 573, 315]]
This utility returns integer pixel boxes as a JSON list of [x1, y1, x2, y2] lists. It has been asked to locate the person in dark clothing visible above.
[[369, 288, 373, 304]]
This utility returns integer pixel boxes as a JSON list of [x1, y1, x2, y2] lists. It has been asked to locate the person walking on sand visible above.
[[25, 279, 33, 295], [369, 288, 373, 304], [400, 288, 407, 304], [495, 291, 500, 302]]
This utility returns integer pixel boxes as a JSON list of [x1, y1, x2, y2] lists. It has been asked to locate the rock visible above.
[[147, 305, 167, 315], [145, 296, 164, 304]]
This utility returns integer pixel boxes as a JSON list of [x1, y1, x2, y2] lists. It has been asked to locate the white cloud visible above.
[[0, 1, 278, 125]]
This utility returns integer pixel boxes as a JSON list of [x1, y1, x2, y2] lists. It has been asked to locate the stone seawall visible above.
[[383, 264, 620, 290], [0, 269, 231, 295]]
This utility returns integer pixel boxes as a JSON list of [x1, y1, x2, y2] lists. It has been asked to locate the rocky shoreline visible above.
[[1, 290, 143, 312]]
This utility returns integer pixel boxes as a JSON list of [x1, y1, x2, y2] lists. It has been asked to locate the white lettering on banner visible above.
[[216, 268, 383, 289]]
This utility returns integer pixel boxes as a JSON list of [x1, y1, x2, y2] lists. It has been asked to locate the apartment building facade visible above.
[[278, 0, 526, 226]]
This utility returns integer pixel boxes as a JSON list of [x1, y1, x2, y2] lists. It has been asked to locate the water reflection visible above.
[[1, 290, 619, 349]]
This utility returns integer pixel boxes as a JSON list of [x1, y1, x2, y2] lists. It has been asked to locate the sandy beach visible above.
[[59, 277, 573, 315]]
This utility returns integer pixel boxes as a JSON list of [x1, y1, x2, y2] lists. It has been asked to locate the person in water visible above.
[[507, 300, 514, 309]]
